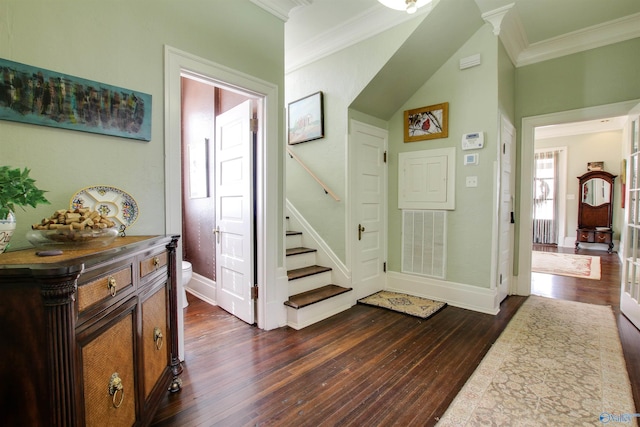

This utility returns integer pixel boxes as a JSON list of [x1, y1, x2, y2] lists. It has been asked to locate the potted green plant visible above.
[[0, 166, 50, 252]]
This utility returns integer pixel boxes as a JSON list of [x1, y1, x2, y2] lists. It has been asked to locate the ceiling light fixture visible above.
[[378, 0, 432, 14]]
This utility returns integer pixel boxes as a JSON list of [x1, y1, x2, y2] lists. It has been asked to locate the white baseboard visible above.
[[184, 272, 217, 306], [386, 271, 499, 315]]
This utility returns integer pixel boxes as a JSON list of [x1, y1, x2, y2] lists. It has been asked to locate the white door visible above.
[[215, 100, 254, 324], [497, 115, 516, 302], [351, 121, 387, 299], [621, 107, 640, 330]]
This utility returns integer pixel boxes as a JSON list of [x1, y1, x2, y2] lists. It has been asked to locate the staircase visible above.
[[285, 230, 353, 329]]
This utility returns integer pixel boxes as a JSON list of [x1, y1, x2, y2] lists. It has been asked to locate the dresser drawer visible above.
[[577, 230, 594, 242], [140, 252, 167, 279], [78, 266, 133, 312], [595, 231, 612, 243]]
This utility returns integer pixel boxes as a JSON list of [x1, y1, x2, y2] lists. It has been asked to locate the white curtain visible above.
[[533, 150, 560, 244]]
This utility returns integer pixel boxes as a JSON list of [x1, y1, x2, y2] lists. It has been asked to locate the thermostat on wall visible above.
[[464, 153, 479, 165], [462, 132, 484, 150]]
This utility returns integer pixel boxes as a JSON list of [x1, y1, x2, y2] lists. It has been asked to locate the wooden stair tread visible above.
[[284, 285, 352, 309], [287, 265, 331, 280], [286, 247, 317, 256]]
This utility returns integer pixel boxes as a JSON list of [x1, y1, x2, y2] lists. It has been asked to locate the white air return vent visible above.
[[402, 210, 446, 278]]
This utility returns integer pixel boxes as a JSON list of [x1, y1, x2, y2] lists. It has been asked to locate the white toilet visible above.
[[181, 261, 192, 308]]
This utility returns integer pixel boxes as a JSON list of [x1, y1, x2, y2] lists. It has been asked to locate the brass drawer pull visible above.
[[107, 276, 117, 297], [153, 256, 160, 268], [108, 373, 125, 408], [153, 327, 164, 350]]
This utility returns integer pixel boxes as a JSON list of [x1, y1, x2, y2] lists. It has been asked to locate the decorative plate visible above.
[[70, 185, 139, 229]]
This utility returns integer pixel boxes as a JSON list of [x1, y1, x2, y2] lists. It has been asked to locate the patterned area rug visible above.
[[437, 296, 637, 426], [358, 290, 446, 319], [531, 251, 601, 280]]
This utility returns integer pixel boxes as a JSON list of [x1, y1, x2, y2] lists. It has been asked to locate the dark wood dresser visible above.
[[0, 235, 182, 426]]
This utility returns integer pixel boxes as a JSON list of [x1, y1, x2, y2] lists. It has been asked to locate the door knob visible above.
[[358, 224, 366, 241], [213, 226, 220, 244]]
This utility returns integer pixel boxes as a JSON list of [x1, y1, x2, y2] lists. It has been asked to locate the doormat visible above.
[[358, 290, 446, 319], [531, 251, 601, 280]]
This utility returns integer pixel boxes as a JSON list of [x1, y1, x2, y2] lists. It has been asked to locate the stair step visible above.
[[287, 265, 331, 281], [284, 285, 353, 309], [286, 247, 317, 257]]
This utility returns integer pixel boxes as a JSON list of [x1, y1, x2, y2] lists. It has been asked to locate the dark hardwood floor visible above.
[[153, 247, 640, 426]]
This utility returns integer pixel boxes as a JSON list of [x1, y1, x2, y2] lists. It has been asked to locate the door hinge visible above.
[[383, 151, 387, 163], [383, 262, 387, 272], [250, 117, 258, 133], [251, 286, 258, 299], [499, 274, 502, 284]]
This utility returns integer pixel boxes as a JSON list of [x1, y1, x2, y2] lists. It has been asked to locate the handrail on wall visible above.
[[286, 147, 340, 201]]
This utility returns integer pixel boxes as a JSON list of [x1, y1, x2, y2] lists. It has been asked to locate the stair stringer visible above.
[[286, 200, 351, 288]]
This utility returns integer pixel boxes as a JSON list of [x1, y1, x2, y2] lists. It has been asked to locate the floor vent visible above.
[[402, 210, 446, 278]]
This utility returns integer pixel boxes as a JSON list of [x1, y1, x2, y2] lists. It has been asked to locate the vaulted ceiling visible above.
[[252, 0, 640, 123]]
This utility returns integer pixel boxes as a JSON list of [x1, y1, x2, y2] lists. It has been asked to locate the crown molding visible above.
[[250, 0, 312, 22], [482, 3, 527, 66], [517, 12, 640, 67], [285, 3, 435, 73], [484, 5, 640, 68]]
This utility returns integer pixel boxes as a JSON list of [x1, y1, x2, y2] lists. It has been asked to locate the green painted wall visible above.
[[387, 24, 499, 287], [0, 0, 284, 250], [515, 38, 640, 121], [285, 17, 422, 262]]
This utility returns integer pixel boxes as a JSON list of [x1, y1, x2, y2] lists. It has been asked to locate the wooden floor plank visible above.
[[153, 245, 640, 426]]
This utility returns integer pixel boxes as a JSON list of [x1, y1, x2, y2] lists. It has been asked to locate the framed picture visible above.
[[404, 102, 449, 142], [0, 57, 152, 141], [587, 161, 604, 171], [288, 91, 324, 144]]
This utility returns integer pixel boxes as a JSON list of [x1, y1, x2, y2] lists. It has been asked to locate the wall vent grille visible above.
[[401, 210, 446, 278]]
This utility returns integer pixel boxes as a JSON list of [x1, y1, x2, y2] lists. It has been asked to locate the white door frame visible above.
[[164, 46, 285, 359], [516, 99, 640, 295]]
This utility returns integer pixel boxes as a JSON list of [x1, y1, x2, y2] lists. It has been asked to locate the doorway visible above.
[[164, 46, 286, 360], [517, 100, 639, 296], [180, 76, 254, 316]]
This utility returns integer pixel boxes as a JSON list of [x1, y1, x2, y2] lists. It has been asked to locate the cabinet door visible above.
[[141, 285, 170, 399], [81, 310, 136, 426]]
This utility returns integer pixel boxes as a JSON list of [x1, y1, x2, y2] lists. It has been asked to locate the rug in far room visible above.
[[358, 290, 446, 319], [531, 251, 601, 280]]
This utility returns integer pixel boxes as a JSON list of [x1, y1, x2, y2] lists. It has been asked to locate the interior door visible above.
[[497, 115, 515, 302], [215, 99, 254, 324], [351, 120, 387, 299], [621, 108, 640, 330]]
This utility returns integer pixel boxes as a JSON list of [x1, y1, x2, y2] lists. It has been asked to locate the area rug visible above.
[[531, 251, 601, 280], [437, 296, 637, 426], [358, 290, 446, 319]]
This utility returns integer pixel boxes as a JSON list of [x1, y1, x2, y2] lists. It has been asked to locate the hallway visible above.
[[152, 248, 640, 425]]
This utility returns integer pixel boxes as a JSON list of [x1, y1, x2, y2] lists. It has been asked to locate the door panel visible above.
[[352, 121, 387, 299], [498, 115, 515, 302], [622, 111, 640, 330], [215, 100, 254, 324]]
